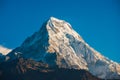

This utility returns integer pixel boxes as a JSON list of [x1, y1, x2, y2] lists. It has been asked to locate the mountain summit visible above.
[[7, 17, 120, 79]]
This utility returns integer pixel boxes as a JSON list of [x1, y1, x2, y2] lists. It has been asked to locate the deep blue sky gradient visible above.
[[0, 0, 120, 62]]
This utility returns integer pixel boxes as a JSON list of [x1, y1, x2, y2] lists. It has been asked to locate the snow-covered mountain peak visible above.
[[50, 17, 63, 22], [48, 17, 72, 31], [7, 17, 120, 79], [46, 17, 84, 42]]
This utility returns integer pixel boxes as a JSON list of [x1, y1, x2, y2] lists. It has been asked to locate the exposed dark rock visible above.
[[0, 58, 101, 80]]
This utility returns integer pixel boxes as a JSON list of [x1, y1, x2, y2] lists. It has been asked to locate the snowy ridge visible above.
[[0, 45, 12, 55], [7, 17, 120, 79]]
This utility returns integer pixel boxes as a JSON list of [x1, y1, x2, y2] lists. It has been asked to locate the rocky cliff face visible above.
[[6, 17, 120, 79]]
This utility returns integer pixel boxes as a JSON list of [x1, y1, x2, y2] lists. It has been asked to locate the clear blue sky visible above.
[[0, 0, 120, 62]]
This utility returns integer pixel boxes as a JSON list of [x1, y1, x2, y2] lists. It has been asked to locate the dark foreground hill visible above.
[[0, 58, 100, 80]]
